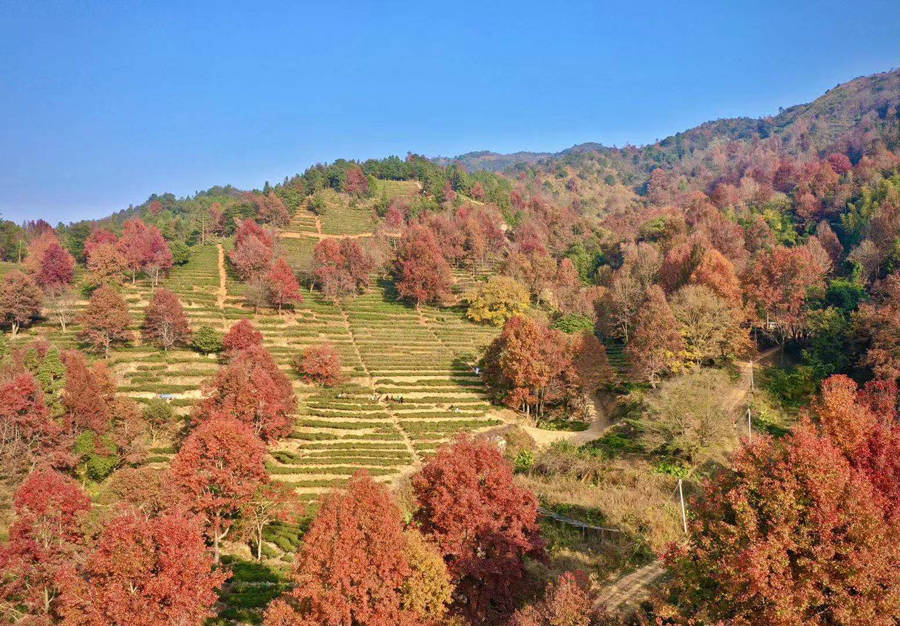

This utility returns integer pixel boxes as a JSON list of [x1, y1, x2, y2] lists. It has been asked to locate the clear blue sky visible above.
[[1, 1, 898, 223]]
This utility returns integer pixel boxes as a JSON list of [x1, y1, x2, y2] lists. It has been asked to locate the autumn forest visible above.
[[1, 67, 899, 625]]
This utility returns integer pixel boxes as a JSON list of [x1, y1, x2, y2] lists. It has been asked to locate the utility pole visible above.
[[749, 358, 754, 390], [678, 479, 687, 534], [747, 407, 752, 443]]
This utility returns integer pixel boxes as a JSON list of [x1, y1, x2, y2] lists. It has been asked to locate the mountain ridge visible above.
[[433, 68, 900, 173]]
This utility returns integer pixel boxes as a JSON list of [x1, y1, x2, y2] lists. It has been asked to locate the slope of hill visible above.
[[2, 66, 900, 625], [432, 150, 554, 172], [437, 68, 900, 177]]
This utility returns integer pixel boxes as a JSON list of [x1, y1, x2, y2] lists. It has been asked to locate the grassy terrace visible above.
[[344, 291, 502, 456], [11, 230, 504, 504]]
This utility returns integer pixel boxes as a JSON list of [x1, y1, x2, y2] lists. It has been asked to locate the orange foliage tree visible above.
[[171, 417, 268, 563], [626, 285, 685, 387], [393, 225, 453, 305], [0, 270, 43, 337], [142, 288, 192, 351], [264, 472, 437, 626], [413, 436, 544, 624], [0, 470, 90, 619], [192, 344, 296, 441], [663, 423, 900, 624], [223, 318, 263, 355], [481, 315, 574, 418], [78, 285, 133, 357], [511, 571, 608, 626], [293, 343, 344, 387], [57, 512, 228, 626], [264, 257, 303, 311]]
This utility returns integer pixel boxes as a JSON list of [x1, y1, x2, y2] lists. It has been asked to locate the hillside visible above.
[[3, 207, 505, 506], [438, 68, 900, 179], [432, 149, 554, 172]]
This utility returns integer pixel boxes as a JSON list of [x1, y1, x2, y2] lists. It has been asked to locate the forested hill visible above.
[[2, 64, 900, 625], [436, 68, 900, 175], [432, 149, 554, 172]]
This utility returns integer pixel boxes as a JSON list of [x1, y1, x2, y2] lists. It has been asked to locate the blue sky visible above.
[[1, 1, 898, 223]]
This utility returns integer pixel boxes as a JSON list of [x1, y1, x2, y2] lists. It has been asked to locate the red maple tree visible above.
[[344, 165, 370, 196], [265, 471, 421, 626], [223, 318, 264, 355], [234, 218, 275, 249], [393, 225, 453, 305], [118, 218, 173, 285], [743, 244, 827, 342], [312, 238, 374, 300], [83, 228, 118, 262], [0, 270, 43, 337], [294, 343, 344, 387], [193, 344, 296, 441], [413, 436, 545, 624], [264, 257, 303, 311], [689, 247, 742, 305], [85, 241, 127, 286], [230, 219, 275, 280], [34, 240, 75, 293], [142, 288, 192, 350], [255, 192, 291, 226], [855, 272, 900, 381], [812, 374, 900, 520], [481, 315, 574, 417], [238, 481, 302, 561], [663, 424, 900, 624], [78, 285, 133, 357], [0, 372, 60, 482], [171, 417, 268, 562], [106, 466, 177, 518], [22, 231, 55, 271], [60, 350, 117, 434], [0, 470, 90, 619], [58, 350, 148, 472], [626, 285, 685, 386], [511, 571, 608, 626], [57, 512, 228, 626], [143, 226, 174, 287]]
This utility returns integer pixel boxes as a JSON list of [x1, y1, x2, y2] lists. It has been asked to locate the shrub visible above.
[[513, 450, 535, 473], [551, 313, 594, 334], [143, 398, 176, 443], [193, 326, 225, 354]]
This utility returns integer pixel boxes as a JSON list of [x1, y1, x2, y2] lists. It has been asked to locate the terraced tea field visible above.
[[12, 230, 506, 506]]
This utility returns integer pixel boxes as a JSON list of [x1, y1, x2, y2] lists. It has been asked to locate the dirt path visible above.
[[723, 345, 782, 426], [521, 395, 609, 447], [536, 347, 781, 612], [216, 243, 227, 311], [522, 416, 607, 448], [595, 561, 666, 613]]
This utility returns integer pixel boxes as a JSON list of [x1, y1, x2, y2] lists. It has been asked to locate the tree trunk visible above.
[[256, 526, 263, 561], [213, 517, 229, 564]]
